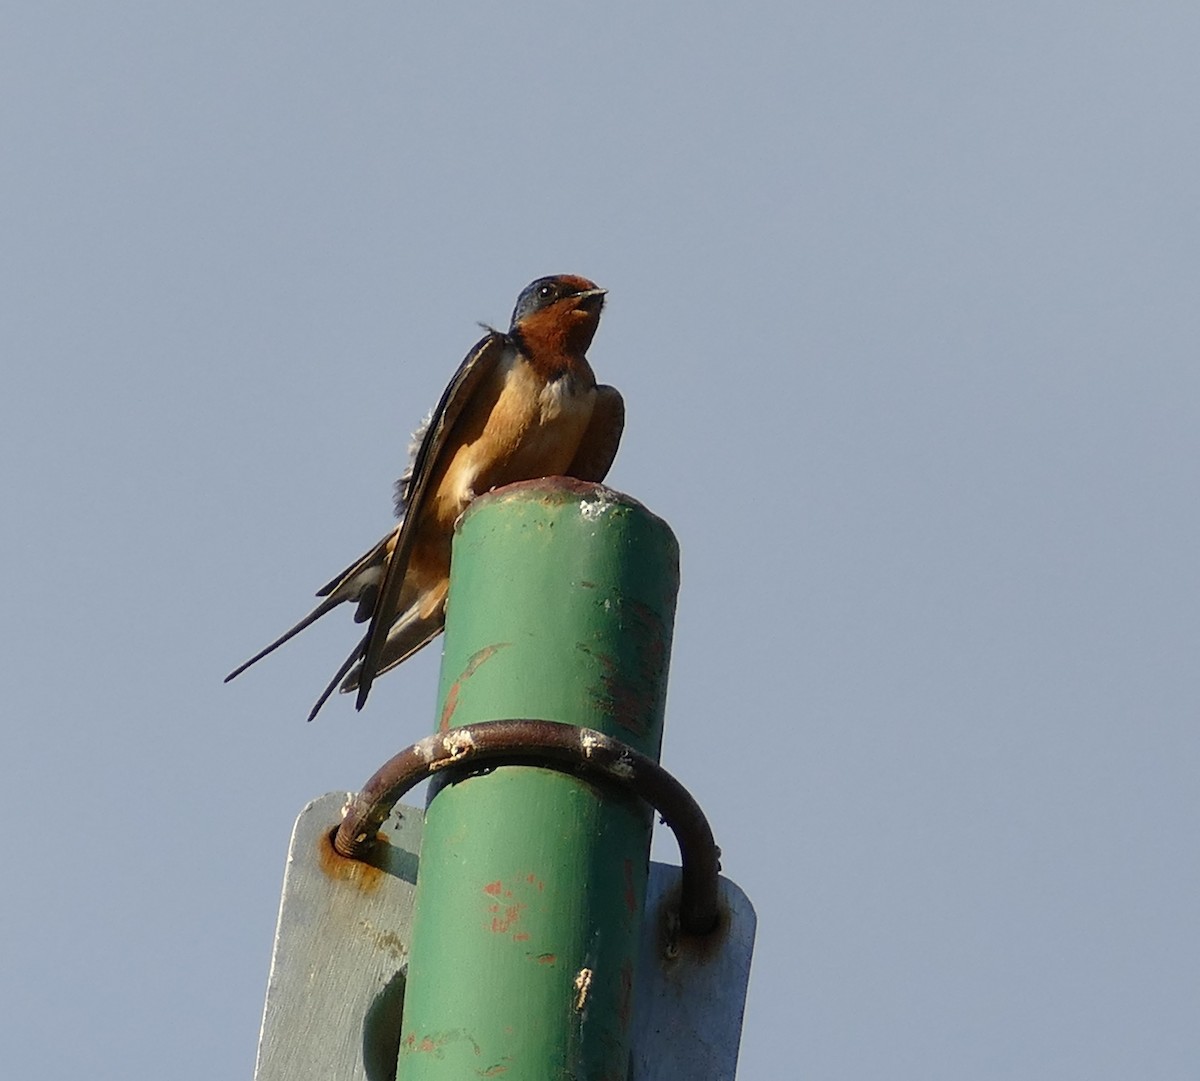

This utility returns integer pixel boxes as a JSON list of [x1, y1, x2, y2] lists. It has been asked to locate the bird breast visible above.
[[437, 358, 596, 520]]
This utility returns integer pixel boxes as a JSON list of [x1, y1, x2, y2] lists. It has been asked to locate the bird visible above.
[[225, 274, 624, 721]]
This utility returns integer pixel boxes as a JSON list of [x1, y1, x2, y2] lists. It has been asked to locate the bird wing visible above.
[[345, 381, 620, 703], [353, 330, 510, 709], [567, 384, 625, 482]]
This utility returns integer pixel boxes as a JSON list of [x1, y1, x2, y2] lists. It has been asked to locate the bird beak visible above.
[[573, 287, 607, 314]]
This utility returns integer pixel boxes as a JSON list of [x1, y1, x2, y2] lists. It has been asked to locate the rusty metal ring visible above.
[[334, 719, 721, 935]]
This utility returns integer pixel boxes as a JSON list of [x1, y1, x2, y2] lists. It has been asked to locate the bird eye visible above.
[[537, 283, 557, 300]]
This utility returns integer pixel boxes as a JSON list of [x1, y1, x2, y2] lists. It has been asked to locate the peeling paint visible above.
[[617, 959, 634, 1030], [439, 642, 510, 731], [575, 639, 664, 740], [483, 880, 527, 935], [429, 728, 476, 771], [573, 967, 593, 1012], [578, 492, 614, 520], [622, 859, 637, 917], [489, 903, 524, 935], [400, 1027, 483, 1059]]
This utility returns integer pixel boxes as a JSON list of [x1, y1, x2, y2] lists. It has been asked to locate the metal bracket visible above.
[[335, 719, 723, 934]]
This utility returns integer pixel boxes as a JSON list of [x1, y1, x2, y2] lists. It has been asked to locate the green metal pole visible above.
[[396, 478, 679, 1080]]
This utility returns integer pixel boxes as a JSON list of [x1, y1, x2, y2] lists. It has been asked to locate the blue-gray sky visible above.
[[3, 3, 1198, 1077]]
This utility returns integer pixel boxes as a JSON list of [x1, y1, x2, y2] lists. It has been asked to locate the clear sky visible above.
[[3, 3, 1198, 1078]]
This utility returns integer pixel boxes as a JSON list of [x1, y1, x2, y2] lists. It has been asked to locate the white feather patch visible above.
[[393, 408, 434, 516]]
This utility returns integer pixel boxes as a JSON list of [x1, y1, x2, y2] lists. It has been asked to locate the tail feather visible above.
[[224, 594, 345, 682], [225, 531, 392, 683], [306, 631, 370, 723], [339, 596, 447, 693]]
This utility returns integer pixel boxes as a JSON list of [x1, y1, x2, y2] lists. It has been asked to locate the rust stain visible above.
[[617, 959, 634, 1030], [652, 888, 730, 964], [575, 597, 670, 737], [439, 643, 510, 731], [360, 923, 407, 960], [490, 903, 524, 934], [401, 1029, 482, 1059], [483, 875, 553, 942], [622, 858, 637, 916], [477, 1066, 509, 1077], [317, 828, 384, 892], [536, 953, 557, 965]]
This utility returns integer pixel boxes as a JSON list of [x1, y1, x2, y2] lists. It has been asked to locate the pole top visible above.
[[462, 477, 675, 537]]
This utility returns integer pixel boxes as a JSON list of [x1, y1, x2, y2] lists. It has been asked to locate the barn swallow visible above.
[[225, 274, 623, 721]]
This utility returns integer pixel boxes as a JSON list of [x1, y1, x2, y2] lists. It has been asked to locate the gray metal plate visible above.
[[254, 792, 755, 1081], [631, 867, 757, 1080], [253, 793, 423, 1081]]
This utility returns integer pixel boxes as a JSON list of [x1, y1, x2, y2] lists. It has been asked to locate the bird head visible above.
[[510, 275, 607, 356]]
